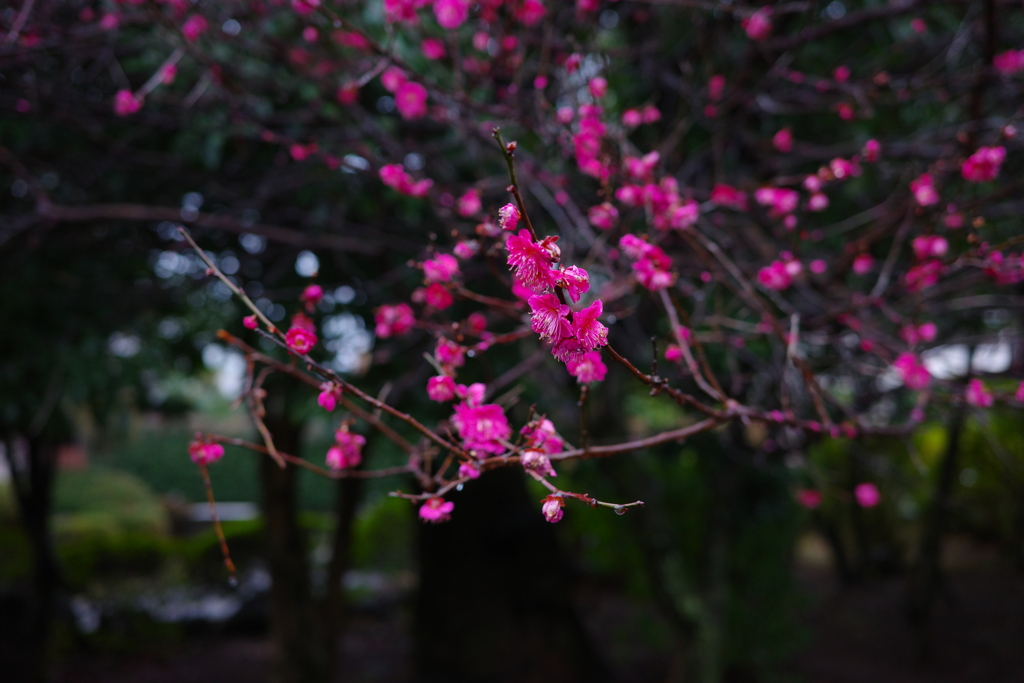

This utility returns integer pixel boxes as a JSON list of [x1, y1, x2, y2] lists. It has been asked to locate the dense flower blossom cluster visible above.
[[327, 428, 365, 470], [375, 303, 416, 338], [961, 146, 1005, 182], [379, 164, 434, 197], [618, 235, 675, 291]]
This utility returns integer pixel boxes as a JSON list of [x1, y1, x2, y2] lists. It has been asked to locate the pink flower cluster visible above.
[[457, 189, 481, 217], [621, 104, 662, 128], [566, 350, 607, 383], [965, 378, 993, 408], [710, 184, 748, 211], [757, 255, 802, 291], [113, 90, 142, 116], [419, 497, 454, 523], [754, 187, 799, 219], [899, 322, 938, 346], [742, 7, 772, 41], [379, 164, 433, 197], [450, 384, 511, 455], [572, 104, 610, 180], [327, 429, 365, 470], [375, 303, 416, 337], [894, 352, 931, 391], [910, 173, 939, 207], [379, 67, 428, 120], [318, 382, 342, 411], [911, 235, 948, 261], [619, 234, 675, 290], [528, 294, 608, 363], [505, 230, 561, 292], [423, 254, 460, 283], [588, 202, 619, 230], [961, 146, 1005, 183], [994, 49, 1024, 75], [615, 175, 698, 231]]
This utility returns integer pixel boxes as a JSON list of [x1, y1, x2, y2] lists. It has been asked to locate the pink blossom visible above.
[[318, 382, 341, 411], [758, 261, 792, 291], [375, 303, 416, 337], [327, 431, 365, 470], [756, 187, 800, 216], [854, 483, 880, 508], [810, 260, 827, 274], [419, 497, 454, 523], [453, 240, 478, 261], [994, 49, 1024, 75], [181, 14, 208, 42], [588, 202, 619, 230], [588, 77, 608, 99], [301, 284, 324, 310], [422, 282, 453, 309], [457, 189, 481, 217], [965, 378, 994, 407], [292, 0, 321, 14], [918, 322, 937, 342], [498, 203, 521, 231], [336, 83, 359, 105], [434, 338, 465, 368], [894, 352, 931, 391], [557, 106, 575, 124], [291, 312, 316, 333], [451, 403, 511, 454], [961, 146, 1005, 182], [671, 200, 700, 229], [434, 0, 469, 28], [830, 157, 861, 179], [529, 293, 570, 341], [521, 418, 564, 455], [773, 128, 793, 153], [383, 0, 418, 23], [852, 253, 874, 275], [381, 67, 408, 93], [423, 254, 460, 283], [505, 230, 560, 292], [467, 312, 487, 334], [534, 75, 548, 90], [570, 300, 609, 351], [912, 235, 948, 260], [710, 184, 748, 211], [161, 64, 177, 84], [796, 489, 822, 509], [515, 0, 546, 26], [833, 65, 851, 82], [910, 18, 927, 34], [708, 74, 726, 101], [243, 315, 258, 330], [566, 350, 607, 383], [302, 26, 319, 42], [541, 496, 564, 523], [286, 326, 318, 354], [910, 173, 939, 207], [742, 8, 772, 41], [558, 266, 590, 303], [1015, 380, 1024, 402], [427, 375, 457, 402], [521, 449, 557, 477], [863, 139, 881, 162], [113, 90, 142, 116], [189, 440, 225, 466], [837, 103, 854, 121], [904, 259, 942, 292], [642, 104, 662, 123], [422, 38, 446, 60], [622, 109, 643, 127], [395, 81, 428, 120]]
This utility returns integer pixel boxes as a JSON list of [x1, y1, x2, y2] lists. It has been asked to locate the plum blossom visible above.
[[862, 139, 881, 162], [904, 260, 942, 292], [375, 303, 416, 337], [588, 202, 619, 230], [894, 352, 931, 391], [854, 483, 881, 508], [286, 326, 318, 354], [379, 164, 433, 197], [189, 439, 225, 466], [395, 81, 428, 120], [243, 315, 258, 330], [566, 350, 607, 383], [541, 496, 564, 523], [588, 77, 608, 99], [911, 235, 948, 261], [381, 67, 408, 92], [113, 90, 142, 116], [994, 49, 1024, 75], [757, 261, 792, 291], [457, 189, 481, 217], [961, 146, 1005, 182], [710, 184, 748, 211], [423, 254, 460, 283], [671, 199, 700, 229], [427, 375, 457, 402], [498, 203, 521, 231], [181, 14, 208, 42], [521, 418, 564, 455], [318, 382, 342, 412], [515, 0, 546, 26], [419, 497, 454, 523], [435, 337, 466, 368], [910, 173, 939, 207], [422, 282, 453, 309], [742, 8, 772, 40], [505, 230, 560, 292], [458, 462, 481, 479], [433, 0, 469, 28], [755, 188, 799, 217], [852, 253, 874, 275], [796, 489, 823, 509], [453, 240, 479, 259], [521, 449, 557, 477], [451, 402, 511, 454], [327, 430, 365, 470], [301, 284, 323, 311], [773, 128, 793, 153], [529, 294, 569, 341], [622, 109, 643, 127], [558, 265, 590, 303], [421, 38, 446, 60], [965, 378, 993, 407]]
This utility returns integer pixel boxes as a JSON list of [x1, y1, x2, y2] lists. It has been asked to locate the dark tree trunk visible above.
[[323, 476, 361, 674], [260, 408, 328, 683], [2, 436, 61, 683], [415, 467, 611, 683]]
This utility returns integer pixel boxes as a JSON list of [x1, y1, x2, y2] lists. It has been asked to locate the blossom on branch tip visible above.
[[395, 81, 428, 120], [327, 431, 364, 470], [435, 338, 466, 368], [529, 294, 569, 341], [113, 90, 142, 116], [181, 14, 208, 42], [243, 315, 258, 330], [286, 326, 318, 354], [420, 283, 453, 309], [423, 254, 460, 283], [521, 418, 564, 455], [458, 462, 481, 479], [541, 495, 564, 523], [506, 230, 560, 293], [558, 265, 590, 303], [742, 8, 772, 40], [189, 440, 225, 466], [862, 139, 881, 162], [910, 173, 939, 207], [422, 38, 446, 60], [521, 449, 557, 477], [301, 284, 323, 311], [757, 261, 792, 291], [419, 497, 454, 523]]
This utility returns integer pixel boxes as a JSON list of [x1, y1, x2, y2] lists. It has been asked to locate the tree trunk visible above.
[[323, 476, 361, 675], [260, 409, 328, 683], [415, 467, 611, 683]]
